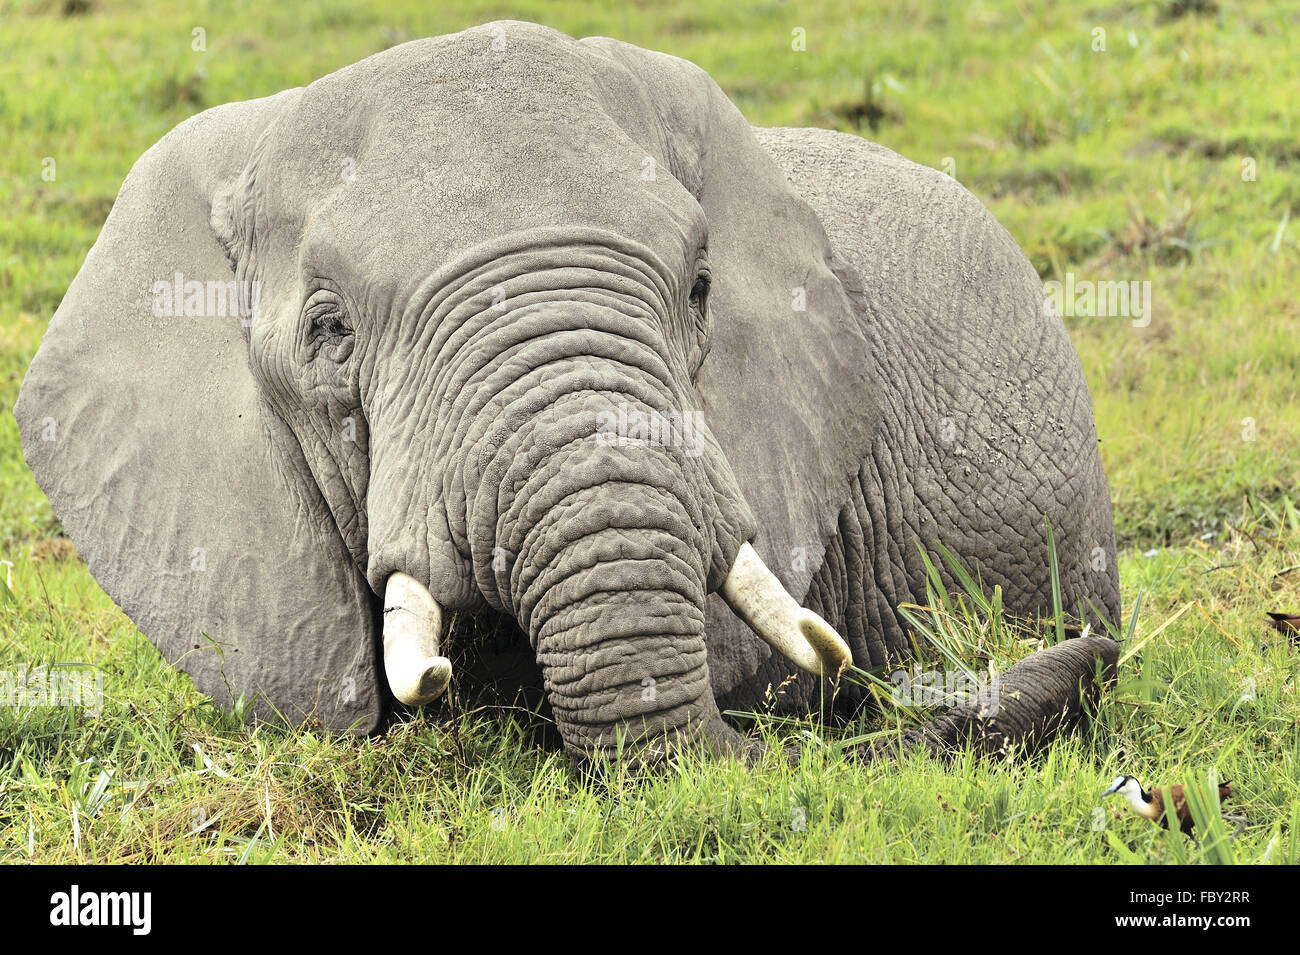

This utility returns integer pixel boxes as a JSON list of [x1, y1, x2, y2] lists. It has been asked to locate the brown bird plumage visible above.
[[1103, 775, 1232, 835], [1265, 612, 1300, 642]]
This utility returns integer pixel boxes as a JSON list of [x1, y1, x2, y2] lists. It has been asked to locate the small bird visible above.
[[1265, 612, 1300, 643], [1102, 774, 1232, 836]]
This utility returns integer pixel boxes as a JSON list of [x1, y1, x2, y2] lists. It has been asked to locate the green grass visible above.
[[3, 0, 1300, 863]]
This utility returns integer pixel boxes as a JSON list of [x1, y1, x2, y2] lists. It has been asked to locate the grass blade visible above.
[[1045, 515, 1065, 644]]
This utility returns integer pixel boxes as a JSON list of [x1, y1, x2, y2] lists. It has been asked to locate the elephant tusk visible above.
[[382, 572, 453, 706], [720, 542, 852, 677]]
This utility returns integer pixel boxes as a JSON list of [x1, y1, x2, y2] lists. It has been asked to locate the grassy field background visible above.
[[2, 0, 1299, 863]]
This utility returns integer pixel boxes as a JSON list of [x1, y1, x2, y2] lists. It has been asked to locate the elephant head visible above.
[[16, 23, 874, 762]]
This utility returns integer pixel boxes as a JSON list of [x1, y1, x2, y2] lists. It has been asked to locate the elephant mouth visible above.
[[378, 543, 852, 705]]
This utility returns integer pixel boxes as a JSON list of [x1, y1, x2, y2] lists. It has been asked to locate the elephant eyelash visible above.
[[689, 274, 710, 310], [687, 270, 712, 377], [312, 311, 351, 340]]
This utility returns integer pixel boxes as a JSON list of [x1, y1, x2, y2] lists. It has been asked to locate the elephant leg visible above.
[[858, 635, 1120, 762]]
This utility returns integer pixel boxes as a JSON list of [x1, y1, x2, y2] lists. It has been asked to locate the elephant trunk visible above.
[[522, 502, 727, 759], [478, 394, 849, 758], [486, 390, 739, 760]]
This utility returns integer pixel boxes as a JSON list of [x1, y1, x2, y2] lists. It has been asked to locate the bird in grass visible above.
[[1264, 612, 1300, 644], [1102, 775, 1233, 836]]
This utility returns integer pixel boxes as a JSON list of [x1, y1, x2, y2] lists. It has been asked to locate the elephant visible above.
[[14, 21, 1120, 765]]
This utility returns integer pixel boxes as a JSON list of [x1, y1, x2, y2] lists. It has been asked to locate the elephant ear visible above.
[[14, 93, 383, 732], [583, 38, 880, 597]]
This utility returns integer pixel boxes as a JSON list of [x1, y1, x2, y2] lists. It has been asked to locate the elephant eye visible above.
[[302, 287, 355, 366], [314, 312, 350, 341], [689, 274, 710, 311], [305, 290, 352, 345]]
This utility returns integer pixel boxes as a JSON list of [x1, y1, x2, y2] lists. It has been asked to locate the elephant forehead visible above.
[[323, 142, 698, 267], [252, 26, 702, 283], [279, 22, 640, 158]]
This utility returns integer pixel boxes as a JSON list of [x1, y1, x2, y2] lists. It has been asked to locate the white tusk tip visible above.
[[797, 611, 852, 677], [389, 656, 453, 706], [382, 572, 450, 706]]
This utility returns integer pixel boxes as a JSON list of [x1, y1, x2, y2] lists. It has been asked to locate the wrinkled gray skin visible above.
[[15, 22, 1119, 765]]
